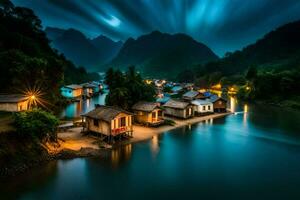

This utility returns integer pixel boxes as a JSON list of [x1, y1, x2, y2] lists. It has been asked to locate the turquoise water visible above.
[[2, 104, 300, 199], [60, 92, 107, 119]]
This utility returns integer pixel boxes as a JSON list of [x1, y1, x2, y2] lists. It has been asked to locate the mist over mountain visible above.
[[45, 27, 123, 72], [109, 31, 218, 78]]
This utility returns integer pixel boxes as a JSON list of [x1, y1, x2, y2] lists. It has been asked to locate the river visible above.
[[2, 101, 300, 199], [60, 91, 107, 119]]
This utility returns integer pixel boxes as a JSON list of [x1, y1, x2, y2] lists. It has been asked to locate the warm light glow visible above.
[[20, 85, 50, 110], [244, 104, 248, 113], [246, 86, 250, 91], [212, 83, 222, 89], [145, 79, 152, 85]]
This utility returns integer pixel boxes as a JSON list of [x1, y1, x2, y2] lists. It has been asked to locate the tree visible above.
[[105, 66, 155, 109], [13, 109, 59, 142], [246, 65, 257, 80]]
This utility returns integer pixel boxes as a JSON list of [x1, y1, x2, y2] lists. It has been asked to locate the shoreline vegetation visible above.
[[0, 112, 230, 178]]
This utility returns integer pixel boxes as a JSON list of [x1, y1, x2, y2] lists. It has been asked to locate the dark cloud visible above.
[[12, 0, 300, 56]]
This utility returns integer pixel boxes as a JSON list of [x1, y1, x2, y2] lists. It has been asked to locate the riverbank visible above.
[[54, 112, 231, 151], [0, 112, 230, 178]]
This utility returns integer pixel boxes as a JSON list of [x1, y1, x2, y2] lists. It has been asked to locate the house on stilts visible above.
[[82, 105, 133, 142]]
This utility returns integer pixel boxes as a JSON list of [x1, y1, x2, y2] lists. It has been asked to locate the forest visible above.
[[0, 0, 99, 105]]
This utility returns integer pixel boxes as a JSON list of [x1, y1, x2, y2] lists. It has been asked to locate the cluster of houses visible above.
[[60, 81, 103, 99], [82, 89, 227, 142]]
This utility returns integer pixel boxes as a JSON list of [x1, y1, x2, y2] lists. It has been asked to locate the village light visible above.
[[246, 86, 250, 91]]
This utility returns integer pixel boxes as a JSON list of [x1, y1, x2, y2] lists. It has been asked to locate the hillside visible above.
[[200, 20, 300, 75], [45, 27, 123, 72], [0, 1, 98, 103], [109, 31, 218, 78]]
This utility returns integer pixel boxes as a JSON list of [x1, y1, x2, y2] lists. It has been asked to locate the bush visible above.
[[13, 109, 59, 142]]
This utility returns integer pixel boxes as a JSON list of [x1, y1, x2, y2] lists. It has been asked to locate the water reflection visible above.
[[111, 144, 132, 168], [243, 104, 248, 127], [151, 135, 160, 156], [60, 92, 107, 119]]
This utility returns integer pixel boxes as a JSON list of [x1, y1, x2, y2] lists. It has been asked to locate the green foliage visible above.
[[105, 66, 156, 110], [13, 109, 59, 142], [0, 1, 99, 104]]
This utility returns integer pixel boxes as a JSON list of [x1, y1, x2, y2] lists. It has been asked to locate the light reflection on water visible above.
[[3, 97, 300, 199], [60, 92, 107, 119]]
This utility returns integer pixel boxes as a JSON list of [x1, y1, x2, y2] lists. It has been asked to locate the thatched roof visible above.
[[163, 99, 191, 109], [83, 105, 132, 122], [0, 94, 28, 103], [132, 102, 160, 112]]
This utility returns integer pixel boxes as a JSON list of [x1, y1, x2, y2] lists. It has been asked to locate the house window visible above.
[[93, 119, 99, 126], [208, 105, 211, 110], [203, 106, 206, 111], [218, 101, 222, 105], [158, 110, 162, 117], [19, 105, 22, 111], [120, 117, 126, 127]]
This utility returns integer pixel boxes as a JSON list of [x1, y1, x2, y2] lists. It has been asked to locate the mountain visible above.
[[201, 20, 300, 75], [109, 31, 218, 78], [90, 35, 123, 64], [0, 1, 98, 102], [45, 27, 123, 72]]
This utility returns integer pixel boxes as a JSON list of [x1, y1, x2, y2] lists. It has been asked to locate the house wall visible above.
[[83, 88, 93, 96], [0, 100, 28, 112], [165, 107, 193, 119], [86, 117, 111, 135], [134, 109, 164, 124], [194, 103, 213, 113], [213, 100, 227, 112], [72, 88, 83, 97], [111, 113, 132, 136], [61, 87, 83, 98], [17, 100, 28, 111]]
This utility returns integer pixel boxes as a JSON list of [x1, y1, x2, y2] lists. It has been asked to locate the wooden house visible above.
[[191, 99, 213, 115], [182, 91, 205, 101], [81, 83, 98, 98], [163, 99, 194, 119], [61, 84, 83, 98], [0, 94, 28, 112], [83, 105, 133, 139], [209, 95, 227, 112], [132, 102, 164, 126]]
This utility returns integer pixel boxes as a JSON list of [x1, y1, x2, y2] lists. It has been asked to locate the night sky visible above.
[[12, 0, 300, 56]]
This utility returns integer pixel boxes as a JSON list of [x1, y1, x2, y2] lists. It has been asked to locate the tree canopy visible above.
[[105, 66, 155, 110], [0, 0, 99, 105]]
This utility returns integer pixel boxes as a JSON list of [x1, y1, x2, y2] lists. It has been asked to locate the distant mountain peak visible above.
[[45, 27, 123, 71], [109, 31, 218, 78]]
